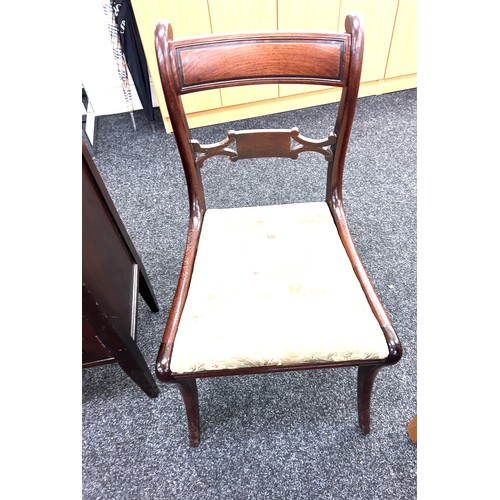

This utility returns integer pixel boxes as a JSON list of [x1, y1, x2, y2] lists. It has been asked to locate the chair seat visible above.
[[170, 201, 389, 374]]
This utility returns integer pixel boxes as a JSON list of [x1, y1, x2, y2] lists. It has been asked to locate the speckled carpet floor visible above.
[[82, 88, 417, 499]]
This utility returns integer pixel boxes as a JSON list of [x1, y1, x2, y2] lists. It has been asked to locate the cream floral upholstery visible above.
[[170, 202, 389, 374]]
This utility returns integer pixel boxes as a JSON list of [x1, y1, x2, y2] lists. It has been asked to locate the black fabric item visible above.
[[112, 0, 155, 123]]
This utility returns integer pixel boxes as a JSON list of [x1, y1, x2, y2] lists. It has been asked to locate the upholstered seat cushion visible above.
[[170, 201, 389, 374]]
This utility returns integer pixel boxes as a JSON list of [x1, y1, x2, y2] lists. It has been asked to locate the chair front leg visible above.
[[176, 379, 200, 447], [357, 365, 382, 434]]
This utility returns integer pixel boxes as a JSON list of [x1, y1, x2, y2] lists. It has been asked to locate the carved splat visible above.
[[190, 127, 337, 168]]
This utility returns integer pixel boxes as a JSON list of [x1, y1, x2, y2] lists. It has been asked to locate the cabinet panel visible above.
[[82, 165, 134, 342], [277, 0, 341, 97], [131, 0, 415, 132], [385, 0, 417, 78], [338, 0, 398, 83], [132, 0, 222, 117], [82, 143, 159, 396], [208, 0, 279, 107], [278, 0, 341, 30]]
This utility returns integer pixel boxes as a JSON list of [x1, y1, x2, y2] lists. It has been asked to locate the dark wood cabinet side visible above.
[[82, 141, 159, 397]]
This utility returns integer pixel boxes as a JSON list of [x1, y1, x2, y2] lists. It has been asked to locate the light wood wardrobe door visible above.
[[208, 0, 279, 107], [385, 0, 417, 78], [277, 0, 341, 98], [338, 0, 399, 83], [132, 0, 222, 125]]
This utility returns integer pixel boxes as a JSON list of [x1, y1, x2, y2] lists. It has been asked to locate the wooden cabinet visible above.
[[339, 0, 399, 83], [82, 141, 159, 397], [209, 0, 279, 107], [131, 0, 222, 116], [132, 0, 416, 133], [385, 0, 418, 85]]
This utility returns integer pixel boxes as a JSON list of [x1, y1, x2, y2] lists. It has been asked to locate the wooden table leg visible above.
[[407, 415, 417, 444]]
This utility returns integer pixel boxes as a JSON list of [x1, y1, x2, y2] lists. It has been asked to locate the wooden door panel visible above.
[[208, 0, 279, 106], [278, 0, 341, 97], [385, 0, 417, 78], [339, 0, 398, 83]]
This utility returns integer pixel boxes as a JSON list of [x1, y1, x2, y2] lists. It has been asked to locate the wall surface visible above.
[[84, 0, 416, 131]]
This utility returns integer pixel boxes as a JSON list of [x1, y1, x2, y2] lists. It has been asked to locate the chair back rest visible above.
[[154, 15, 364, 217], [166, 32, 350, 94]]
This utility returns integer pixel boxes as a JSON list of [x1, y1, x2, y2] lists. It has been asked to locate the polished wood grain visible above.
[[154, 14, 402, 446], [326, 15, 401, 364], [176, 379, 200, 447], [173, 35, 349, 93], [190, 128, 336, 167], [357, 365, 382, 433]]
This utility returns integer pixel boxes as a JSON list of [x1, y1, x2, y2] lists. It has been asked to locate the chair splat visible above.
[[190, 127, 337, 168]]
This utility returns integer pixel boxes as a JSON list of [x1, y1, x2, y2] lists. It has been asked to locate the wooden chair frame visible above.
[[154, 14, 402, 447]]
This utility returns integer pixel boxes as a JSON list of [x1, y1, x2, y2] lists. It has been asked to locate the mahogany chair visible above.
[[154, 13, 402, 447]]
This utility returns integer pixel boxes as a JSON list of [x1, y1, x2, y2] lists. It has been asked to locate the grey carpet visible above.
[[82, 88, 417, 499]]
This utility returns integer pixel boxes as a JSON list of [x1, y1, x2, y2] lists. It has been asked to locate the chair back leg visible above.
[[357, 365, 382, 434], [176, 379, 201, 447]]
